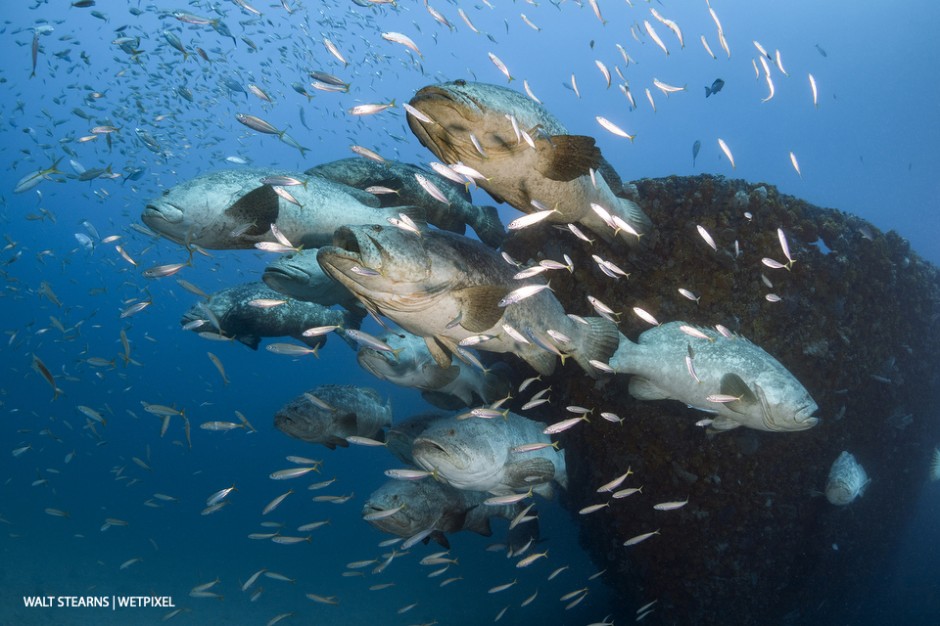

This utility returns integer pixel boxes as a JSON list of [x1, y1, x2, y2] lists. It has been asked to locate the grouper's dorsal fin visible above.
[[224, 185, 280, 235], [534, 134, 602, 182], [455, 285, 507, 332], [719, 373, 759, 413]]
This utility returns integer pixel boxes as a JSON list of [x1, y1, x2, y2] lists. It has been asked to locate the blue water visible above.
[[2, 0, 938, 624]]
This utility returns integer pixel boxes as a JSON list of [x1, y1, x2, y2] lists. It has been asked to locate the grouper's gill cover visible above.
[[316, 224, 620, 377]]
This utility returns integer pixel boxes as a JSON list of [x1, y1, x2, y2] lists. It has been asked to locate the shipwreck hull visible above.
[[502, 175, 940, 624]]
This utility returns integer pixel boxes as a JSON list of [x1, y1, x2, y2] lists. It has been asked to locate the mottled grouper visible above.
[[317, 225, 620, 377], [406, 80, 651, 246], [608, 321, 819, 433]]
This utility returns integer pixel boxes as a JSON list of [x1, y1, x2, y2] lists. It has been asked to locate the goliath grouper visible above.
[[411, 412, 567, 497], [405, 80, 652, 245], [306, 158, 505, 248], [357, 329, 511, 409], [142, 169, 415, 250], [825, 451, 870, 505], [363, 478, 538, 551], [262, 248, 364, 319], [317, 225, 620, 377], [180, 281, 350, 351], [609, 322, 819, 433], [274, 384, 392, 449]]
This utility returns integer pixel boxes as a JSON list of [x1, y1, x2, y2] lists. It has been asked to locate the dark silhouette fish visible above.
[[692, 140, 701, 167], [705, 78, 724, 98]]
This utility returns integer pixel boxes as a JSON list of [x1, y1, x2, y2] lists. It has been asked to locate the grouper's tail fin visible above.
[[613, 197, 654, 246], [470, 205, 507, 249], [571, 316, 621, 377]]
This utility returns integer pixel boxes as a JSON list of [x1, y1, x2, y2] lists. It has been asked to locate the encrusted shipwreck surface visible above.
[[502, 175, 940, 625]]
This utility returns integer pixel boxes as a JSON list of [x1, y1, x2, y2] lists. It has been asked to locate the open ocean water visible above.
[[1, 1, 938, 625]]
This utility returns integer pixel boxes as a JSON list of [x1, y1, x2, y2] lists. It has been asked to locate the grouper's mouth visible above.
[[142, 201, 183, 225], [316, 229, 367, 283], [362, 502, 386, 516], [361, 501, 411, 532], [262, 263, 309, 283], [413, 437, 447, 456], [318, 225, 392, 281], [413, 437, 469, 474], [793, 403, 820, 428], [356, 348, 397, 379], [762, 401, 819, 432]]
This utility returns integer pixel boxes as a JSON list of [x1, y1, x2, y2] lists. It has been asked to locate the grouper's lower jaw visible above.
[[768, 405, 819, 431], [141, 205, 187, 244], [356, 351, 393, 380], [316, 247, 363, 282], [263, 265, 308, 283], [789, 401, 820, 428], [142, 202, 183, 225], [179, 311, 202, 328]]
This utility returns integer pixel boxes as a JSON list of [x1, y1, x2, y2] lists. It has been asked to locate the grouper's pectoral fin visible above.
[[439, 507, 470, 535], [429, 531, 451, 549], [424, 336, 453, 368], [324, 435, 350, 449], [533, 134, 602, 182], [463, 511, 494, 537], [505, 457, 556, 491], [224, 185, 280, 236], [707, 417, 742, 432], [719, 373, 759, 415], [454, 285, 507, 333], [419, 362, 461, 389]]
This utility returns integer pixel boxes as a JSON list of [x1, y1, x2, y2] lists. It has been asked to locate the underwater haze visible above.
[[2, 1, 939, 625]]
